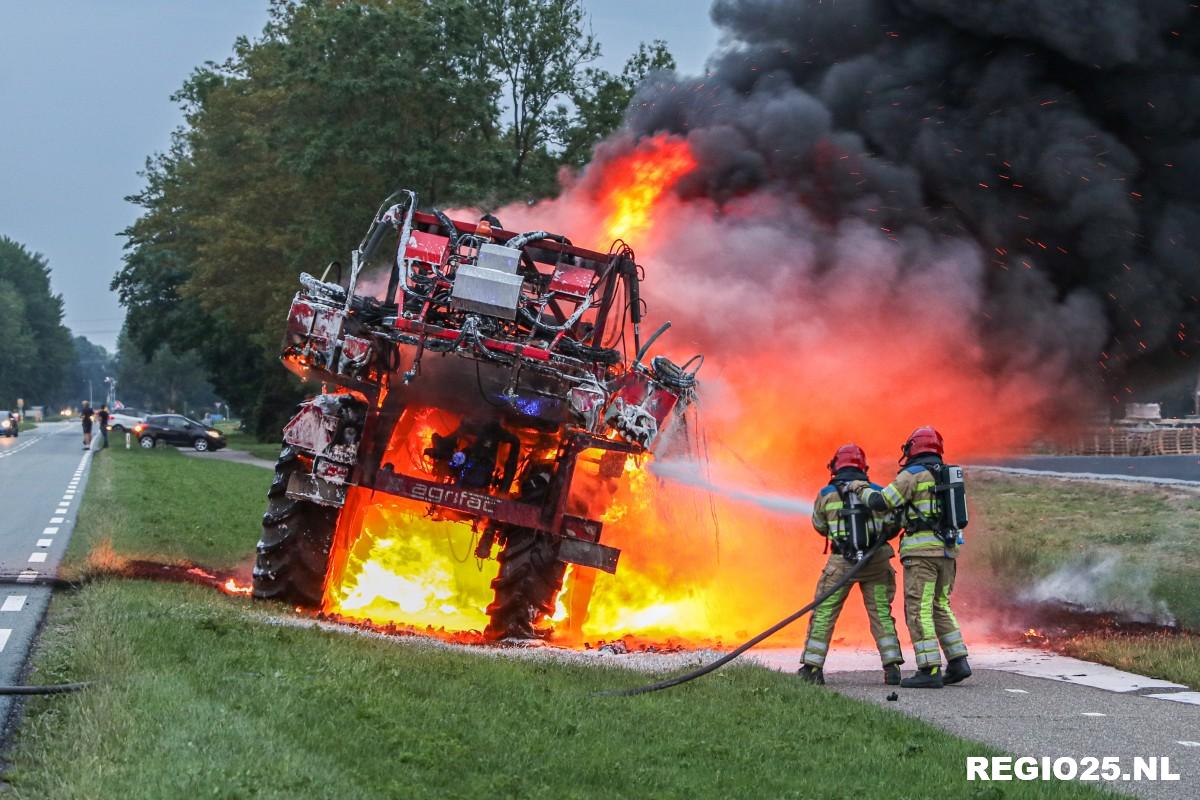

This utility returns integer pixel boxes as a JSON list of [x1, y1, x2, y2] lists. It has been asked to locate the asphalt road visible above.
[[0, 421, 91, 739], [971, 454, 1200, 483], [752, 647, 1199, 799]]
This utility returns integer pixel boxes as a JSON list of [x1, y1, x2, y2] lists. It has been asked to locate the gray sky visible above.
[[0, 1, 719, 352]]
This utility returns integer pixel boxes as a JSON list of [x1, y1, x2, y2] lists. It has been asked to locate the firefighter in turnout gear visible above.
[[798, 444, 904, 687], [849, 426, 971, 689]]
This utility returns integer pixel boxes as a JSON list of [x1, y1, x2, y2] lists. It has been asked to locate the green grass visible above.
[[1059, 632, 1200, 690], [18, 419, 37, 431], [4, 580, 1106, 800], [69, 446, 269, 571], [214, 420, 285, 461], [970, 474, 1200, 628]]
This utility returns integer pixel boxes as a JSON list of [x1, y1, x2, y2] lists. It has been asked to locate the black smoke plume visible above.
[[627, 0, 1200, 411]]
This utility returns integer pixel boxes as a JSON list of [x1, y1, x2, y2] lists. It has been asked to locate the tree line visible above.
[[0, 237, 74, 410], [114, 0, 673, 437]]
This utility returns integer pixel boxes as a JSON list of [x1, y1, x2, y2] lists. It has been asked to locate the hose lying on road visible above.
[[602, 539, 885, 697], [0, 682, 89, 695]]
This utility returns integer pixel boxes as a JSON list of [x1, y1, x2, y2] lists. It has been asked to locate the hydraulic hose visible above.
[[602, 538, 885, 697]]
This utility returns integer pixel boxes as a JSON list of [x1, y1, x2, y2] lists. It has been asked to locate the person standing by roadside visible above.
[[97, 404, 110, 449], [80, 401, 94, 450]]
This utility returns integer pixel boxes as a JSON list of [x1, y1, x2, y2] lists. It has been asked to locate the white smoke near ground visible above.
[[1021, 554, 1176, 626]]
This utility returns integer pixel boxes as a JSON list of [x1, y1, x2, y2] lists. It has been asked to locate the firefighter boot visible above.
[[900, 666, 944, 689], [797, 665, 825, 685], [944, 656, 972, 685], [884, 664, 901, 686]]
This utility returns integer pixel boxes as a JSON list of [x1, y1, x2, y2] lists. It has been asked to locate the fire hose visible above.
[[602, 537, 886, 697]]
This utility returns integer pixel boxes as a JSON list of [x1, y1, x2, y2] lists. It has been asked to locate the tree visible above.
[[0, 237, 74, 407], [115, 327, 216, 414], [67, 336, 116, 408], [114, 0, 673, 437], [557, 40, 676, 169], [477, 0, 599, 194]]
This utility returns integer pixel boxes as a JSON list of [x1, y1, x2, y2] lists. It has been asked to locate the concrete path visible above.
[[750, 646, 1198, 799], [179, 447, 274, 470], [971, 455, 1200, 485], [0, 421, 92, 741]]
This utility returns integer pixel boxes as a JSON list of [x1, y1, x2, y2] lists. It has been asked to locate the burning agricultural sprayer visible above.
[[251, 183, 704, 641]]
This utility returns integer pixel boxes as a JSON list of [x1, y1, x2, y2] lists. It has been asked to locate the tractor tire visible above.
[[485, 528, 566, 640], [252, 446, 339, 607]]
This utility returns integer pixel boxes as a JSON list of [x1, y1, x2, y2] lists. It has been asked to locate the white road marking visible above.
[[1, 595, 26, 612], [61, 496, 73, 502], [42, 527, 59, 535], [50, 517, 64, 524], [1004, 688, 1029, 694], [16, 570, 37, 583], [1081, 712, 1107, 717], [1145, 692, 1200, 706], [36, 539, 52, 548], [27, 553, 46, 563], [1178, 741, 1200, 747], [0, 630, 11, 652]]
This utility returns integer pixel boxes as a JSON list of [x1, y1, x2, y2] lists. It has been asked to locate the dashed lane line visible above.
[[42, 527, 58, 535], [1, 596, 26, 612], [27, 553, 46, 564], [0, 630, 11, 652], [49, 517, 63, 524], [16, 571, 37, 584], [36, 539, 51, 548]]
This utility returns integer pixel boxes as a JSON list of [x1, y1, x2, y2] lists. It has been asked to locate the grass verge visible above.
[[213, 419, 284, 461], [4, 580, 1106, 800], [68, 445, 269, 571], [1059, 632, 1200, 691], [970, 473, 1200, 628]]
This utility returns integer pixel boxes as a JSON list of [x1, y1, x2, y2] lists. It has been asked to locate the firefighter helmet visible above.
[[902, 426, 944, 461], [829, 443, 868, 474]]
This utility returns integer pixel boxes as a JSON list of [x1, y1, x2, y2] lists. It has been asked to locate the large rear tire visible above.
[[252, 447, 339, 607], [485, 528, 566, 640]]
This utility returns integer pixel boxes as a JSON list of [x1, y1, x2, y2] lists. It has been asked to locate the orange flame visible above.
[[598, 134, 695, 245], [318, 132, 1066, 649], [220, 578, 253, 596]]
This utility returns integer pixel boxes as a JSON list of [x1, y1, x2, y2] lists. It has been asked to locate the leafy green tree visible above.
[[477, 0, 599, 195], [115, 328, 216, 414], [114, 0, 674, 438], [67, 336, 116, 408], [557, 40, 676, 169], [0, 236, 74, 407]]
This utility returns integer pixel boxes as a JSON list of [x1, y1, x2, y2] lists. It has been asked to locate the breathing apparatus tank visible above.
[[934, 464, 968, 545], [836, 484, 873, 563]]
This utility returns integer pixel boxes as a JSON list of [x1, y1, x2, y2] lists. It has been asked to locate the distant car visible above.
[[106, 408, 146, 433], [133, 414, 226, 452], [0, 410, 17, 438]]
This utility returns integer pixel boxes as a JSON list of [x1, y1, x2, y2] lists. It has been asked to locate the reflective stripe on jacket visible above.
[[862, 465, 957, 558], [812, 482, 885, 543]]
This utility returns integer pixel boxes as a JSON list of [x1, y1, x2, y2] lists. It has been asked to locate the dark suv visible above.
[[0, 411, 17, 438], [133, 415, 226, 451]]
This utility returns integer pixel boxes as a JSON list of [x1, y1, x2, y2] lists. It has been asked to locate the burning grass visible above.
[[6, 580, 1109, 800]]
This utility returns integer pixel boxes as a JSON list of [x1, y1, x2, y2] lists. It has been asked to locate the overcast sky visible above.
[[0, 1, 719, 352]]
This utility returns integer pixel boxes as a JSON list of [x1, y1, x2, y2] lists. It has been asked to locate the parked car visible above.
[[133, 414, 227, 451], [106, 408, 147, 433], [0, 410, 17, 438]]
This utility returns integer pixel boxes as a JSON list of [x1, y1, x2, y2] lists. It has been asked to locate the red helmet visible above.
[[902, 426, 944, 461], [828, 443, 868, 474]]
